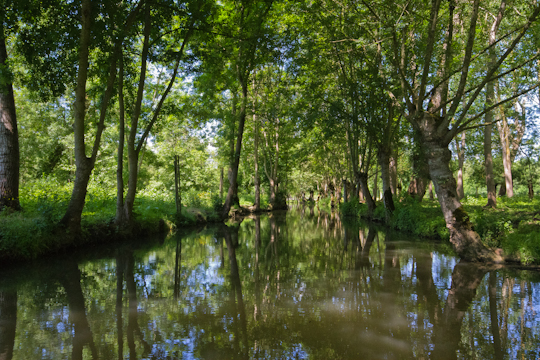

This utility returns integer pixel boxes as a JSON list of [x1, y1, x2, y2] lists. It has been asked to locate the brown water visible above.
[[1, 206, 539, 359]]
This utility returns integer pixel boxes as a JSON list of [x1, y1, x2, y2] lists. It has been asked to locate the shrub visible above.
[[340, 197, 362, 217], [391, 200, 447, 239]]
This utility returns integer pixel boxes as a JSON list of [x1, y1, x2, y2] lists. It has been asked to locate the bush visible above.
[[340, 197, 362, 216], [391, 199, 448, 240]]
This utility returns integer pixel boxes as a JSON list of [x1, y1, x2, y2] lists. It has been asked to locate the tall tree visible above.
[[59, 0, 124, 233], [218, 0, 275, 218], [116, 0, 206, 226], [385, 0, 540, 261], [483, 0, 506, 208], [0, 0, 23, 211], [0, 21, 20, 211]]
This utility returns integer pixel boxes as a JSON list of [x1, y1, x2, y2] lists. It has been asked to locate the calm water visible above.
[[1, 206, 540, 360]]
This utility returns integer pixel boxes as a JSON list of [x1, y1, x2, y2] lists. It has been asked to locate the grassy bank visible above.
[[0, 178, 223, 261], [341, 195, 540, 265]]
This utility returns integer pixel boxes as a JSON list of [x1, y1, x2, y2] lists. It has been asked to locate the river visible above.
[[0, 206, 539, 359]]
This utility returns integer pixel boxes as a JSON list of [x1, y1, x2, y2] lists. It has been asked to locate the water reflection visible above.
[[57, 260, 99, 360], [1, 207, 540, 359], [0, 289, 16, 360]]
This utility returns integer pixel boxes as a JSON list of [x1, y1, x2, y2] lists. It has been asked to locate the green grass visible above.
[[463, 195, 540, 264]]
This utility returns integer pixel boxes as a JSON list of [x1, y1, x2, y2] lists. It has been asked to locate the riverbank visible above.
[[0, 179, 219, 263], [340, 195, 540, 265], [0, 179, 284, 263]]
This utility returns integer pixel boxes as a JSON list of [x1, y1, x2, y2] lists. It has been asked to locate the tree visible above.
[[385, 0, 540, 261], [59, 0, 122, 234], [115, 0, 211, 226], [214, 0, 276, 218], [257, 64, 296, 209], [0, 2, 21, 211], [483, 0, 506, 209], [17, 0, 140, 234]]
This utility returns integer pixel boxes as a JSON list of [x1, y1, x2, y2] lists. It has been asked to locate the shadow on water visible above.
[[1, 206, 540, 359]]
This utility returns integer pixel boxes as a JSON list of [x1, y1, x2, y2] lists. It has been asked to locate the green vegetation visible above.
[[340, 195, 540, 264], [0, 178, 213, 260]]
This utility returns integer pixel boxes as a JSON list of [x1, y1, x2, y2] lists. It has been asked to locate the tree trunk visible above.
[[484, 98, 497, 208], [0, 24, 20, 211], [174, 155, 181, 214], [373, 162, 378, 201], [358, 172, 375, 217], [254, 130, 260, 210], [496, 101, 513, 198], [222, 84, 248, 218], [59, 0, 93, 234], [456, 132, 466, 200], [378, 147, 395, 217], [484, 0, 506, 208], [220, 167, 224, 200], [389, 147, 398, 195], [61, 0, 119, 233], [115, 53, 126, 225], [408, 138, 429, 202], [124, 121, 141, 224], [425, 137, 502, 262], [253, 80, 260, 211], [121, 7, 188, 225]]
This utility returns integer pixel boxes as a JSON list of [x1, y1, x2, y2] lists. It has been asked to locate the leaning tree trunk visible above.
[[120, 8, 189, 226], [0, 25, 20, 211], [425, 137, 503, 262]]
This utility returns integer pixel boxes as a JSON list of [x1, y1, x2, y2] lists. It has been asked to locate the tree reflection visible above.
[[5, 208, 540, 359], [0, 289, 16, 360], [430, 262, 488, 360], [174, 234, 182, 300], [222, 223, 249, 360], [116, 252, 125, 360], [124, 250, 151, 359], [355, 225, 375, 269], [57, 260, 99, 360]]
